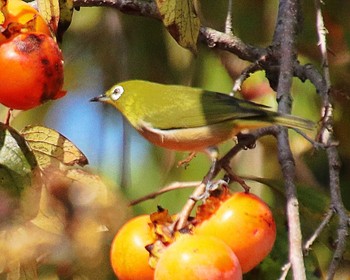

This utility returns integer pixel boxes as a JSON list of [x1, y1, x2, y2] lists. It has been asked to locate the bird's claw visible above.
[[207, 179, 229, 192], [236, 133, 257, 150], [190, 179, 229, 202], [177, 152, 197, 168]]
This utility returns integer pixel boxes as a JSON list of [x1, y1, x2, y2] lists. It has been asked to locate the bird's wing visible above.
[[142, 89, 273, 130]]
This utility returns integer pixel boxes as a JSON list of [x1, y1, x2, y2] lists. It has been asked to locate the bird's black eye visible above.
[[111, 85, 124, 101]]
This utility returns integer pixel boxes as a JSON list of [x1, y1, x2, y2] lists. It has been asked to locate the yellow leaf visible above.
[[21, 125, 88, 170], [30, 178, 66, 235], [37, 0, 60, 33], [0, 0, 5, 25], [156, 0, 200, 53], [66, 168, 110, 207]]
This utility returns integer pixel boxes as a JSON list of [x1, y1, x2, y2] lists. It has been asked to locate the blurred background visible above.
[[1, 0, 350, 278]]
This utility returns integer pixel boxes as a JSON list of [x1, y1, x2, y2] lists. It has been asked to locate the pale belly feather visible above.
[[137, 122, 248, 151]]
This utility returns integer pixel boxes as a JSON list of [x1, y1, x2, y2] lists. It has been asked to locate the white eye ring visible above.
[[111, 85, 124, 101]]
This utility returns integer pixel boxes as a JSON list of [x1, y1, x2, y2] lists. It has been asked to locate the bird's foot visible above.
[[177, 152, 197, 168], [236, 133, 257, 150], [190, 179, 229, 202]]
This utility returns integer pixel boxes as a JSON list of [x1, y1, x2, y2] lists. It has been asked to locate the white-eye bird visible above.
[[90, 80, 314, 152]]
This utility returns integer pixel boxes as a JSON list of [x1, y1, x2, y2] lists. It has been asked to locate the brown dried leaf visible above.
[[156, 0, 200, 53], [0, 0, 5, 25], [21, 125, 88, 170]]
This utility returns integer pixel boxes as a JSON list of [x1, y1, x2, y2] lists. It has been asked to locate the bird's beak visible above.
[[90, 94, 108, 102]]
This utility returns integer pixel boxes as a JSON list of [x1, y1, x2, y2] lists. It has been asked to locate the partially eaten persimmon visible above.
[[0, 32, 65, 110]]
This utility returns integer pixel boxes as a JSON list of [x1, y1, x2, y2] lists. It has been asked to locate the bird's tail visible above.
[[272, 113, 316, 131]]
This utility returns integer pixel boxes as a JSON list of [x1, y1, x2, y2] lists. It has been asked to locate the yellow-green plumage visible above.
[[91, 80, 314, 151]]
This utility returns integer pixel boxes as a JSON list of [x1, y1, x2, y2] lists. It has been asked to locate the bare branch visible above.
[[273, 0, 306, 278], [224, 0, 233, 34], [279, 208, 334, 279], [73, 0, 267, 62], [70, 1, 347, 277], [313, 1, 349, 279], [129, 181, 200, 206], [74, 0, 160, 18], [326, 147, 348, 280], [304, 208, 334, 253], [200, 27, 266, 62], [293, 62, 327, 95], [232, 62, 263, 92], [279, 262, 292, 280], [175, 127, 278, 230]]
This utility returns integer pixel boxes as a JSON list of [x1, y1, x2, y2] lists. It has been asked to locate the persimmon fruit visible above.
[[0, 0, 51, 41], [110, 215, 155, 280], [0, 32, 65, 110], [154, 234, 242, 280], [194, 192, 276, 273]]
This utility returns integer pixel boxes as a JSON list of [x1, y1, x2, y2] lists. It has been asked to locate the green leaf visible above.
[[156, 0, 200, 53], [0, 123, 37, 197], [21, 125, 88, 170]]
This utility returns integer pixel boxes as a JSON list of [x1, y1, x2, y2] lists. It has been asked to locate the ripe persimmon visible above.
[[110, 215, 155, 280], [0, 32, 65, 110], [154, 234, 242, 280], [194, 192, 276, 273]]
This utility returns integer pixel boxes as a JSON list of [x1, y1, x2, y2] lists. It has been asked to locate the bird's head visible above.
[[90, 84, 125, 106]]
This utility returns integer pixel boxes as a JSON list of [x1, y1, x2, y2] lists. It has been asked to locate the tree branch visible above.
[[272, 0, 306, 279], [71, 0, 347, 277], [73, 0, 266, 62], [198, 27, 265, 62], [175, 128, 277, 230], [74, 0, 160, 18], [279, 208, 335, 279], [313, 1, 349, 279]]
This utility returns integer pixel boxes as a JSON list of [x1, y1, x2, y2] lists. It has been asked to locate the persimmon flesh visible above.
[[0, 0, 51, 41]]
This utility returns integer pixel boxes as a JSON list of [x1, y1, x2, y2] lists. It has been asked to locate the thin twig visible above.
[[279, 208, 335, 279], [175, 128, 277, 230], [174, 183, 207, 230], [314, 1, 349, 279], [4, 109, 12, 125], [315, 0, 330, 89], [232, 61, 263, 92], [129, 181, 200, 206], [199, 26, 265, 62], [326, 147, 347, 280], [279, 262, 292, 280], [304, 208, 334, 253], [290, 127, 325, 149], [225, 0, 233, 34], [222, 164, 250, 192]]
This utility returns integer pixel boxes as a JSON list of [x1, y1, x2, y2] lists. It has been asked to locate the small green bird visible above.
[[90, 80, 314, 152]]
